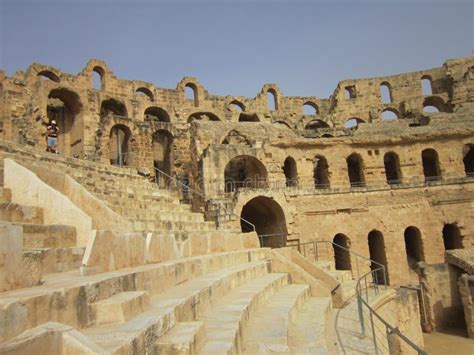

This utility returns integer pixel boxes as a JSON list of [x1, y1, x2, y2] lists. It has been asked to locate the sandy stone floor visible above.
[[423, 328, 474, 355]]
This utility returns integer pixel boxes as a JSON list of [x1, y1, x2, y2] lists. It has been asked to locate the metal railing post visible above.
[[358, 292, 365, 336], [370, 311, 379, 355]]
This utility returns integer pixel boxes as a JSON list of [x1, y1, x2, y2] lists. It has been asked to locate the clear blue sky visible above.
[[1, 0, 472, 98]]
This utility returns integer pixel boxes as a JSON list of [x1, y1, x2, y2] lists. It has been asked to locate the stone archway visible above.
[[224, 155, 268, 193], [368, 230, 389, 285], [152, 130, 174, 185], [240, 196, 288, 248]]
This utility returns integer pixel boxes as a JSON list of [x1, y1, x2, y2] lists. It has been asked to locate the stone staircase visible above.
[[315, 260, 358, 302], [1, 248, 335, 354]]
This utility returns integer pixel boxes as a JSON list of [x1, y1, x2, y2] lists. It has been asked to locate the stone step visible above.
[[288, 297, 332, 354], [89, 291, 151, 326], [0, 187, 11, 202], [18, 223, 77, 248], [242, 284, 312, 354], [118, 208, 204, 223], [132, 219, 216, 233], [314, 261, 334, 272], [155, 321, 205, 355], [24, 246, 85, 274], [83, 260, 270, 353], [199, 273, 290, 355], [0, 202, 44, 224]]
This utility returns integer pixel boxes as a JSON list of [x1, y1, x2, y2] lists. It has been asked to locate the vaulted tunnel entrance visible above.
[[333, 234, 351, 271], [240, 196, 288, 248], [404, 226, 425, 270]]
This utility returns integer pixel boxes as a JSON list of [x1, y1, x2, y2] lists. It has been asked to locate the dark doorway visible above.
[[347, 153, 365, 187], [422, 149, 441, 181], [283, 157, 298, 187], [109, 124, 131, 166], [442, 224, 463, 250], [333, 234, 351, 271], [313, 156, 330, 188], [384, 152, 402, 184], [224, 156, 267, 193], [240, 196, 288, 248], [404, 227, 425, 270], [368, 230, 389, 285]]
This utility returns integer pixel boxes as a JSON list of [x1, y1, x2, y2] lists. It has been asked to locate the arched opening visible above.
[[383, 152, 402, 184], [347, 153, 365, 187], [463, 144, 474, 176], [240, 196, 288, 248], [380, 82, 392, 103], [224, 155, 267, 193], [283, 157, 298, 187], [404, 227, 425, 270], [422, 148, 441, 181], [381, 109, 398, 121], [185, 83, 199, 107], [267, 89, 278, 111], [274, 121, 291, 129], [368, 230, 389, 285], [46, 88, 83, 157], [344, 117, 364, 129], [442, 224, 463, 250], [109, 124, 131, 166], [144, 107, 170, 122], [101, 98, 127, 117], [187, 112, 221, 122], [303, 102, 319, 115], [221, 130, 251, 146], [421, 76, 433, 96], [239, 113, 259, 122], [333, 234, 351, 271], [423, 96, 447, 113], [313, 155, 329, 189], [229, 100, 245, 112], [135, 87, 154, 101], [304, 119, 329, 130], [152, 130, 173, 185], [37, 70, 60, 83], [92, 66, 104, 90]]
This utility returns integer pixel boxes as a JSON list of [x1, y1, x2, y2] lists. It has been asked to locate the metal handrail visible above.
[[286, 239, 425, 354], [153, 166, 256, 232]]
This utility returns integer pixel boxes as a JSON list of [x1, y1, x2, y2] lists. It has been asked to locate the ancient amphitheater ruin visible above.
[[0, 55, 472, 354]]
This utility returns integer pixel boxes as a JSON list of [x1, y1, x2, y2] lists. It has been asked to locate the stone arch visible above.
[[283, 156, 298, 187], [305, 119, 329, 130], [228, 100, 245, 112], [344, 117, 365, 129], [383, 152, 402, 184], [442, 224, 463, 250], [303, 101, 319, 115], [463, 144, 474, 176], [368, 230, 389, 285], [185, 82, 199, 107], [313, 155, 330, 188], [101, 98, 127, 117], [221, 130, 251, 146], [381, 108, 398, 121], [239, 113, 259, 122], [240, 196, 288, 248], [135, 87, 154, 101], [267, 88, 278, 111], [404, 226, 425, 270], [274, 121, 291, 129], [421, 75, 433, 96], [46, 88, 83, 157], [187, 112, 221, 122], [152, 130, 174, 184], [92, 66, 105, 90], [333, 234, 351, 271], [109, 124, 132, 166], [224, 155, 268, 193], [422, 148, 441, 181], [380, 82, 392, 103], [347, 153, 365, 187], [423, 96, 448, 113], [144, 107, 170, 122], [37, 70, 60, 83]]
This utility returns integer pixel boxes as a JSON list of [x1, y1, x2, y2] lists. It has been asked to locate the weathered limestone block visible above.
[[21, 250, 42, 287], [187, 232, 210, 256], [145, 232, 180, 263], [240, 231, 260, 249], [81, 230, 147, 275], [4, 159, 93, 246], [22, 224, 77, 248], [458, 274, 474, 338], [0, 222, 26, 291]]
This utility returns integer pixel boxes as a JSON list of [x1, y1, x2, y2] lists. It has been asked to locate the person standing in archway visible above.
[[46, 120, 59, 153]]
